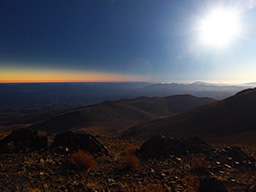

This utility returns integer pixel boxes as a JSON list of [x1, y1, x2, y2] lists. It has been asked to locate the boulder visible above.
[[0, 128, 47, 153], [138, 135, 213, 160], [185, 136, 213, 155], [198, 177, 229, 192], [51, 131, 109, 156]]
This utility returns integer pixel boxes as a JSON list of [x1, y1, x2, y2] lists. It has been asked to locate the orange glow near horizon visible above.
[[0, 67, 146, 83]]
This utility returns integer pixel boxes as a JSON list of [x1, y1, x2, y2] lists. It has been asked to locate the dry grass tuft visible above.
[[124, 145, 138, 155], [190, 157, 211, 170], [86, 183, 102, 190], [37, 131, 47, 137], [183, 175, 200, 192], [122, 154, 140, 171], [0, 130, 12, 139], [134, 183, 165, 192], [121, 145, 140, 171], [28, 189, 40, 192], [70, 150, 96, 170]]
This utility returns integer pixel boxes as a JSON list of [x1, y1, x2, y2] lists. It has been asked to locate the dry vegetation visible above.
[[0, 129, 12, 139], [182, 175, 200, 192], [190, 156, 211, 170], [69, 150, 96, 170], [37, 130, 47, 137], [121, 145, 140, 171], [122, 154, 140, 171], [133, 182, 166, 192]]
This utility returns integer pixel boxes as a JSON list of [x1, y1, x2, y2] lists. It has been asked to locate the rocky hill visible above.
[[122, 88, 256, 143], [29, 94, 215, 135]]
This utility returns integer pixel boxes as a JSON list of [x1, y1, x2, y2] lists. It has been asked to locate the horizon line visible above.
[[0, 81, 255, 85], [0, 80, 149, 84]]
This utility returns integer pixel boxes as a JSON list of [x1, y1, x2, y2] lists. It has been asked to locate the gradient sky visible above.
[[1, 0, 256, 83]]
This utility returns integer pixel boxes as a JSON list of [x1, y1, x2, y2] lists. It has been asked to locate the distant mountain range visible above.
[[28, 94, 215, 135], [122, 88, 256, 143], [1, 82, 248, 128], [2, 82, 256, 143], [139, 82, 248, 99]]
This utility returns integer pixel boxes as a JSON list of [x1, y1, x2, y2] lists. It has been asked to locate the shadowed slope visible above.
[[122, 88, 256, 142], [29, 95, 215, 135]]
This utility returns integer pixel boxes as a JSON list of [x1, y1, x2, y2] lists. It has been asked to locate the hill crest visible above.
[[28, 94, 216, 135], [122, 88, 256, 143]]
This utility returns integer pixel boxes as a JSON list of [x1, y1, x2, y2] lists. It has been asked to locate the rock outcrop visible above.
[[0, 128, 47, 153], [137, 134, 213, 160], [51, 131, 109, 156]]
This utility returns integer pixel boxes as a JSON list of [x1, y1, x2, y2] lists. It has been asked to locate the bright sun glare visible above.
[[199, 8, 241, 48]]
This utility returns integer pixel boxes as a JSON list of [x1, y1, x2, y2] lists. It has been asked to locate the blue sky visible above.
[[1, 0, 256, 83]]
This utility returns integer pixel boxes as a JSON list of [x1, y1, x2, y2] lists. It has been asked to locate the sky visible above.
[[1, 0, 256, 83]]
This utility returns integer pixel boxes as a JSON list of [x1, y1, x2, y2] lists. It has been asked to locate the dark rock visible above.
[[138, 135, 213, 160], [0, 139, 5, 153], [185, 136, 213, 155], [0, 128, 47, 153], [51, 131, 109, 156], [198, 177, 229, 192]]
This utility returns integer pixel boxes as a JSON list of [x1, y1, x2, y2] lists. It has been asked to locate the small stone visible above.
[[235, 161, 240, 165], [107, 178, 115, 183], [150, 168, 155, 173], [216, 161, 221, 165], [224, 164, 232, 169], [249, 185, 256, 192], [40, 172, 44, 176], [40, 158, 45, 164], [46, 158, 53, 163]]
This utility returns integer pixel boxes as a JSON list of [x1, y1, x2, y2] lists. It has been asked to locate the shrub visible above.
[[122, 154, 139, 171], [190, 157, 211, 170], [134, 183, 165, 192], [121, 145, 140, 171], [70, 150, 96, 170], [124, 145, 138, 155], [37, 131, 47, 137], [183, 175, 200, 192]]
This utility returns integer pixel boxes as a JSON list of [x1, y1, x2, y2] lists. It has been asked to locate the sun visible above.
[[198, 8, 241, 48]]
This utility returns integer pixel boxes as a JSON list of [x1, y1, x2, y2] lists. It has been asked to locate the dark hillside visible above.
[[122, 88, 256, 142], [29, 95, 215, 135]]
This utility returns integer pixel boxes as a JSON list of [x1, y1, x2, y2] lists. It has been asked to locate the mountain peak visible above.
[[235, 88, 256, 96]]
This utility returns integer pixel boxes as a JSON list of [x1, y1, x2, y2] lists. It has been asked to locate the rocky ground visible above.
[[1, 130, 256, 192]]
